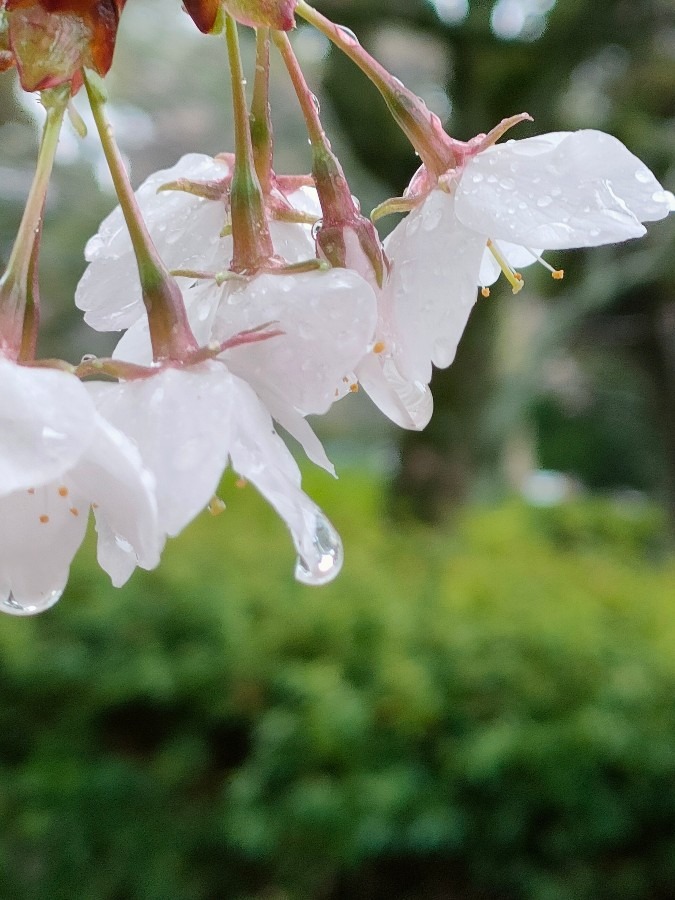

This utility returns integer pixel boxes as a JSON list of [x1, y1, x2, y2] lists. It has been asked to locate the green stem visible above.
[[225, 15, 274, 271], [0, 85, 68, 359], [295, 1, 454, 177], [250, 27, 273, 194], [84, 69, 198, 361]]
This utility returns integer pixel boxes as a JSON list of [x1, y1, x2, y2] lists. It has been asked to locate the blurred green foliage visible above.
[[1, 473, 674, 899]]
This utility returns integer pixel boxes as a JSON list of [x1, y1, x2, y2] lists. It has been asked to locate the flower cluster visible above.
[[1, 0, 673, 614]]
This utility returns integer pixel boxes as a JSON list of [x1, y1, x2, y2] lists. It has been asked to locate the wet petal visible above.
[[213, 268, 377, 415], [228, 379, 343, 585], [357, 351, 433, 431], [69, 412, 161, 586], [456, 130, 673, 250], [89, 362, 234, 537], [0, 479, 88, 615], [383, 189, 486, 383], [76, 153, 232, 331], [0, 358, 95, 494]]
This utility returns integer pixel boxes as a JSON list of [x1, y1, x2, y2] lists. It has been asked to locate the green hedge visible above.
[[1, 472, 674, 900]]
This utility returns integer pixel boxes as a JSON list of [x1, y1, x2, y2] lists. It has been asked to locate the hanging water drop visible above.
[[294, 512, 343, 586], [1, 588, 64, 617]]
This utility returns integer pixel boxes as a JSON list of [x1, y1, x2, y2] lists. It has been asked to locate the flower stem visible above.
[[274, 29, 385, 285], [0, 84, 68, 360], [84, 69, 198, 361], [250, 27, 273, 195], [295, 1, 454, 177], [224, 15, 275, 272]]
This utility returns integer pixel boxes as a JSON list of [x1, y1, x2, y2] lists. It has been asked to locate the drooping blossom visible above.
[[0, 356, 160, 615], [76, 153, 320, 332], [359, 129, 674, 426], [87, 359, 344, 586]]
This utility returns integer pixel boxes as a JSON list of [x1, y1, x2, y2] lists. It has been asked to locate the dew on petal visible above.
[[1, 588, 64, 617], [536, 195, 553, 208], [294, 513, 343, 586]]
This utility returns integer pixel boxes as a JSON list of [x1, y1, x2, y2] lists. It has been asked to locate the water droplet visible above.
[[422, 205, 443, 231], [471, 173, 484, 184], [536, 195, 553, 208], [115, 536, 133, 553], [311, 220, 323, 240], [41, 426, 66, 442], [499, 177, 515, 190], [589, 228, 600, 237], [311, 93, 320, 114], [80, 353, 97, 364], [635, 169, 651, 183], [2, 588, 63, 617], [294, 512, 343, 586], [550, 187, 562, 198], [337, 24, 359, 44]]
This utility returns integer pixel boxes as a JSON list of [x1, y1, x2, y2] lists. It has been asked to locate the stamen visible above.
[[349, 383, 359, 393], [487, 240, 524, 294], [481, 286, 491, 298], [527, 250, 564, 280]]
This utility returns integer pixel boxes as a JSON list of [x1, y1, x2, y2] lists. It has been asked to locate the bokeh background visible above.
[[1, 0, 675, 897]]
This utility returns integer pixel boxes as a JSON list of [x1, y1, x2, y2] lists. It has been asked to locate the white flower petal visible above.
[[258, 393, 336, 475], [357, 351, 433, 431], [90, 362, 234, 537], [212, 268, 377, 415], [68, 412, 161, 586], [76, 153, 233, 331], [0, 359, 96, 495], [0, 480, 88, 615], [269, 186, 321, 263], [455, 130, 673, 250], [228, 379, 343, 585], [383, 189, 486, 383]]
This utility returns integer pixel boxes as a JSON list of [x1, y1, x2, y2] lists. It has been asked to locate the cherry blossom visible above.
[[359, 129, 674, 425], [75, 152, 320, 332], [88, 360, 343, 586], [0, 357, 160, 615]]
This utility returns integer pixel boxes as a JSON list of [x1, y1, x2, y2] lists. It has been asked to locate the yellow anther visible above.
[[372, 341, 386, 354], [350, 383, 359, 393], [552, 269, 564, 280], [481, 287, 490, 298]]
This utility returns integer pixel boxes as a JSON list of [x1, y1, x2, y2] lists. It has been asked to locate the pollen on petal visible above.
[[350, 383, 359, 393], [235, 478, 248, 489], [27, 488, 35, 495], [373, 341, 386, 354], [70, 507, 80, 517], [39, 514, 50, 524], [58, 486, 69, 497]]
